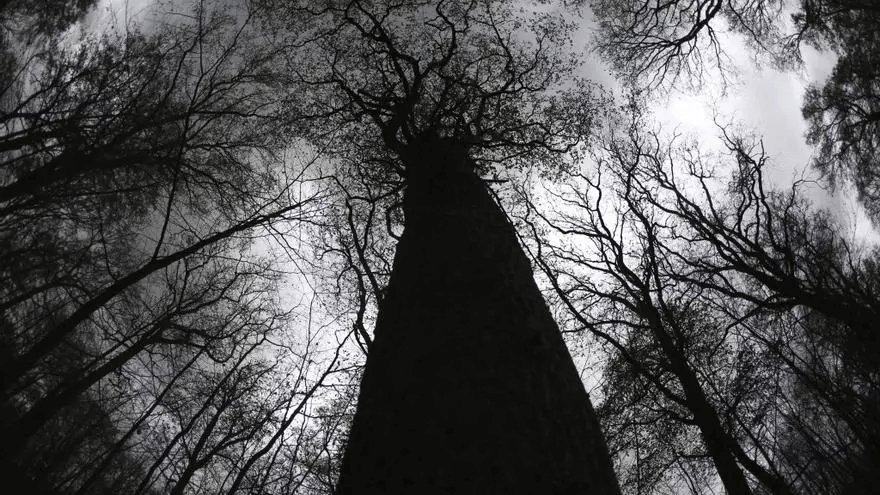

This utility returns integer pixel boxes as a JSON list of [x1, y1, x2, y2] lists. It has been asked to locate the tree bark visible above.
[[335, 137, 619, 494]]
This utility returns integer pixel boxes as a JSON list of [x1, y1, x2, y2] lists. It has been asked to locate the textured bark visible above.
[[336, 137, 620, 494]]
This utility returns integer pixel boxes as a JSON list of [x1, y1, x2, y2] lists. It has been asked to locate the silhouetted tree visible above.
[[518, 128, 788, 495], [256, 0, 620, 492], [520, 111, 880, 494], [587, 0, 791, 89], [0, 2, 335, 492], [799, 1, 880, 223]]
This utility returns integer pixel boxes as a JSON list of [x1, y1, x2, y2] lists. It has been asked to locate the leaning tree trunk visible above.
[[335, 136, 620, 494]]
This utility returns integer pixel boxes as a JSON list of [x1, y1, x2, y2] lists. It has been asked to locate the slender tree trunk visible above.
[[638, 307, 755, 495], [637, 302, 796, 495], [0, 199, 312, 399], [335, 137, 619, 494], [4, 328, 163, 455], [75, 349, 204, 495]]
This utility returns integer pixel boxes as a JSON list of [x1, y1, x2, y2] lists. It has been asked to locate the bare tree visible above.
[[0, 2, 339, 492], [586, 0, 791, 89], [517, 137, 786, 494], [254, 0, 620, 492], [799, 1, 880, 223], [518, 110, 880, 493]]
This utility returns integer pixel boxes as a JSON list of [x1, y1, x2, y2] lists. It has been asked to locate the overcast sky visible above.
[[92, 0, 878, 244], [679, 45, 878, 243], [575, 7, 878, 244]]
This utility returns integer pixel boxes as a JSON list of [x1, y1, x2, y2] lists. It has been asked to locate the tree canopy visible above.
[[1, 0, 878, 493]]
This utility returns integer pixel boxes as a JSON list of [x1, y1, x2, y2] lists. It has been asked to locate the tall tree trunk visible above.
[[640, 302, 790, 495], [335, 137, 619, 494]]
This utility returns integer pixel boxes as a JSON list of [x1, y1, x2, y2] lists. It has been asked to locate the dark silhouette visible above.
[[247, 1, 622, 491], [335, 135, 619, 493], [523, 113, 880, 494], [250, 1, 621, 491]]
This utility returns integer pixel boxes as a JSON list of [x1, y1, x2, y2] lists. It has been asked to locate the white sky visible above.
[[566, 2, 872, 231], [625, 28, 879, 244]]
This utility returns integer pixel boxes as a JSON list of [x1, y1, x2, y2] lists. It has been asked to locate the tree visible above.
[[256, 0, 620, 492], [587, 0, 791, 89], [648, 129, 880, 493], [799, 1, 880, 223], [0, 2, 343, 492], [0, 0, 98, 40], [517, 126, 790, 495], [521, 110, 880, 493]]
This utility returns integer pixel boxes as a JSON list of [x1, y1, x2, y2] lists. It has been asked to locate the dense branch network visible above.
[[515, 111, 880, 493]]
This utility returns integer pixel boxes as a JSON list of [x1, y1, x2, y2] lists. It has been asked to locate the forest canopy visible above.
[[0, 0, 877, 494]]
